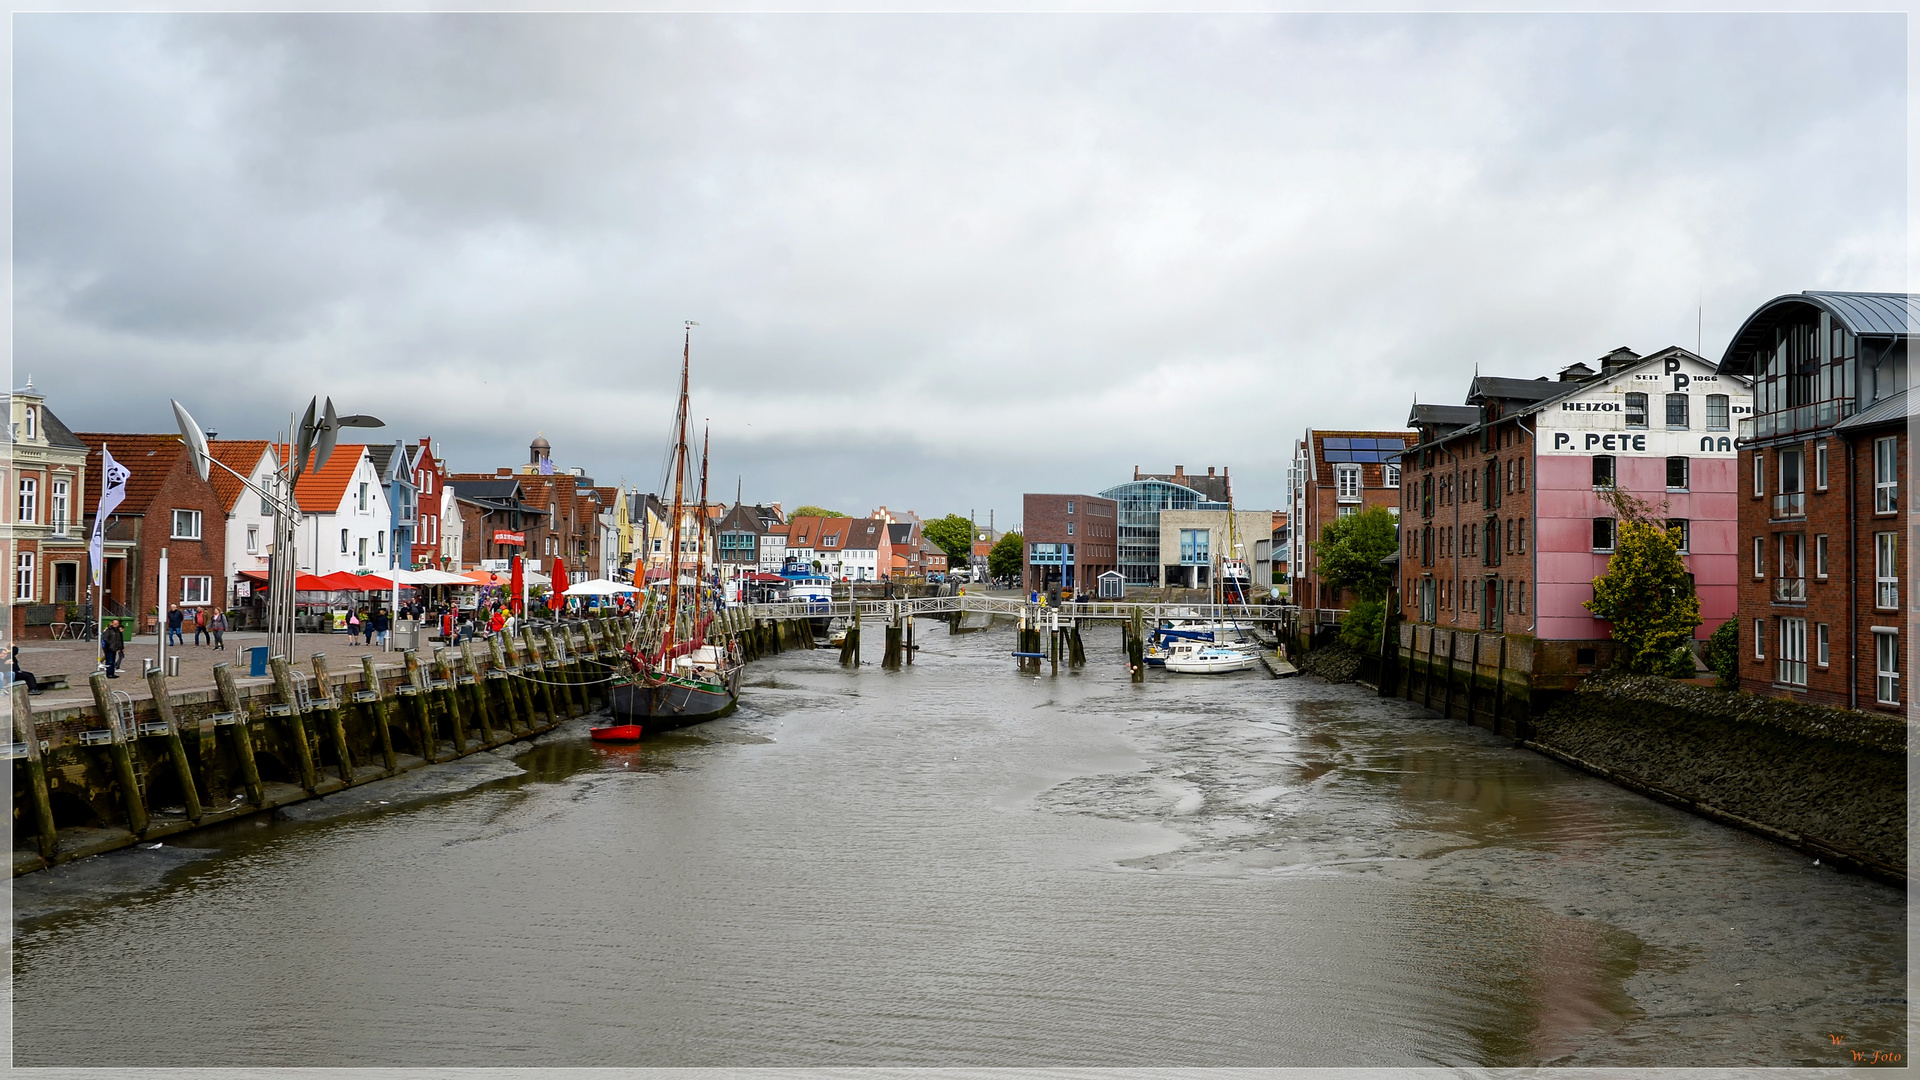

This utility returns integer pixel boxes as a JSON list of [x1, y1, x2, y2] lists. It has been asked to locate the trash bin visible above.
[[247, 646, 270, 677]]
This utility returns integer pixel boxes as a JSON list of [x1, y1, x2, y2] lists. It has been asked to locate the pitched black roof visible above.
[[41, 405, 85, 450], [1408, 403, 1481, 429]]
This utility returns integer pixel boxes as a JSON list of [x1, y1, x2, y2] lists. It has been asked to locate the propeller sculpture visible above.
[[171, 396, 384, 662]]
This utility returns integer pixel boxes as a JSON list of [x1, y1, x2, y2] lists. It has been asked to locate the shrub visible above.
[[1339, 597, 1385, 651], [1705, 618, 1739, 689]]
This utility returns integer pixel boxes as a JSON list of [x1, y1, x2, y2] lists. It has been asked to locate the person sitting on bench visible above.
[[11, 645, 41, 695]]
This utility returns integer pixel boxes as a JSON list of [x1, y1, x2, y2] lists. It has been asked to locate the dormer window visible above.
[[23, 407, 36, 441]]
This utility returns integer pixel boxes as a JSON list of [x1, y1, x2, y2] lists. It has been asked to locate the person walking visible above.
[[193, 606, 210, 646], [166, 606, 185, 647], [101, 620, 125, 678], [210, 609, 227, 651], [372, 607, 390, 648], [347, 608, 362, 644]]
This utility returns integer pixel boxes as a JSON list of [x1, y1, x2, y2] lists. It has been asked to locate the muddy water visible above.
[[10, 624, 1905, 1069]]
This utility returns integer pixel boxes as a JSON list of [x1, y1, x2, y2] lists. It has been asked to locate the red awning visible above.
[[237, 569, 270, 584], [744, 572, 787, 582]]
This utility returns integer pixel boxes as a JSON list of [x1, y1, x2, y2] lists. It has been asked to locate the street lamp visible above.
[[173, 396, 383, 662]]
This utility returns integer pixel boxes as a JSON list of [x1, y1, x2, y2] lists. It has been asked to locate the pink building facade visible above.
[[1401, 345, 1750, 686]]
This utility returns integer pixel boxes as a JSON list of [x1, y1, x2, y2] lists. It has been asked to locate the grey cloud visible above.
[[16, 13, 1903, 520]]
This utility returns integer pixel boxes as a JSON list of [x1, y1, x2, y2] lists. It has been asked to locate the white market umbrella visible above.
[[565, 578, 640, 596]]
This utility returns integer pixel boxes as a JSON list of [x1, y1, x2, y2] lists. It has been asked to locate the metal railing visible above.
[[1772, 492, 1806, 519], [1772, 577, 1806, 602]]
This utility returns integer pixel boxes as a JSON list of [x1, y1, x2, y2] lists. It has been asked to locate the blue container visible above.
[[247, 646, 270, 677]]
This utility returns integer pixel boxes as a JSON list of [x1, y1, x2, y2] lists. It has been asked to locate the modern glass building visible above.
[[1098, 478, 1228, 585]]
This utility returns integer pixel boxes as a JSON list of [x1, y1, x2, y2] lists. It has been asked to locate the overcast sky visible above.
[[14, 13, 1905, 526]]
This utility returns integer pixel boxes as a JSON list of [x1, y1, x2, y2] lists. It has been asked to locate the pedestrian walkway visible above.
[[15, 630, 430, 710]]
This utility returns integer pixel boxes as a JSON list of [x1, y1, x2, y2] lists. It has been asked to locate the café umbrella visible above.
[[549, 556, 569, 611]]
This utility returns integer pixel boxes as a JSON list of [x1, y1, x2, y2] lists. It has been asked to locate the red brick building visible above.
[[79, 433, 228, 634], [1288, 429, 1411, 631], [410, 439, 449, 570], [1716, 291, 1912, 714], [1020, 493, 1117, 594]]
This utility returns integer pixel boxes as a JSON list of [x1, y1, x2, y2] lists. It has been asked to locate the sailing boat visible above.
[[594, 326, 744, 740]]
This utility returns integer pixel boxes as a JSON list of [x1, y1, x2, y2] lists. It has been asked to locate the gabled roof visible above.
[[206, 440, 274, 513], [841, 518, 887, 550], [359, 443, 412, 487], [1412, 346, 1733, 451], [887, 522, 913, 545], [275, 442, 371, 514], [79, 433, 191, 514], [1465, 376, 1563, 406], [1408, 403, 1481, 430], [451, 476, 525, 503]]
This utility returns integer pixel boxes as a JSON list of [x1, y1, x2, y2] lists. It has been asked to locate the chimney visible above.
[[1133, 466, 1140, 480], [1174, 465, 1185, 479], [1598, 347, 1641, 378], [1557, 362, 1597, 382], [1208, 466, 1215, 477], [497, 468, 511, 477]]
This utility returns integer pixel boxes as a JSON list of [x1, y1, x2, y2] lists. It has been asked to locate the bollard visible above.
[[358, 655, 401, 772], [212, 664, 265, 804], [144, 670, 204, 821], [266, 657, 320, 793], [12, 683, 58, 859], [88, 672, 149, 835], [307, 654, 356, 784]]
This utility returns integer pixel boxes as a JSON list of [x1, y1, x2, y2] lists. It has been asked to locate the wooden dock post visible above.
[[266, 657, 320, 792], [500, 632, 539, 729], [487, 635, 525, 732], [841, 603, 861, 667], [356, 655, 401, 774], [88, 672, 149, 835], [1440, 633, 1458, 720], [904, 613, 913, 665], [882, 604, 902, 670], [544, 626, 581, 718], [402, 650, 439, 758], [523, 629, 559, 723], [1464, 634, 1481, 727], [1493, 635, 1508, 736], [457, 640, 499, 746], [143, 670, 204, 820], [1423, 627, 1438, 709], [1128, 607, 1146, 683], [212, 663, 264, 804], [13, 682, 59, 859], [433, 648, 469, 753], [306, 654, 356, 784]]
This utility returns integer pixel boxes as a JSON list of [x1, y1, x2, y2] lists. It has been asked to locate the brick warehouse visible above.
[[1715, 291, 1912, 714], [1289, 430, 1410, 632], [1021, 493, 1117, 594], [1396, 344, 1748, 726]]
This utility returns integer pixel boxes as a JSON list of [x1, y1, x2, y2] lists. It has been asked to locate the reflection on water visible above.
[[11, 625, 1905, 1069]]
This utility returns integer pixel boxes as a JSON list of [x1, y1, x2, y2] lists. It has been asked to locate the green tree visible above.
[[1316, 506, 1400, 603], [1585, 520, 1702, 675], [922, 514, 975, 566], [1705, 618, 1739, 689], [792, 506, 844, 518], [1339, 597, 1386, 650], [988, 531, 1024, 581]]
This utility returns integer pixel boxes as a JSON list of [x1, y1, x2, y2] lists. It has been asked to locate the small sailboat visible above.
[[1162, 641, 1259, 674], [599, 325, 743, 737]]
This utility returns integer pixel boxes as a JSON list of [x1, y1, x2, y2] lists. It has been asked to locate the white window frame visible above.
[[1875, 631, 1900, 704], [1753, 536, 1765, 579], [171, 509, 202, 540], [1753, 454, 1765, 498], [1753, 618, 1765, 660], [247, 525, 259, 554], [1384, 465, 1401, 489], [1875, 531, 1898, 609], [14, 552, 33, 602], [180, 575, 212, 605], [17, 476, 36, 524], [340, 528, 349, 554], [1815, 442, 1828, 490], [1335, 464, 1362, 502], [358, 537, 369, 567], [1815, 534, 1828, 578], [22, 406, 36, 441], [1777, 617, 1807, 688], [359, 482, 371, 513], [1874, 436, 1899, 513], [49, 478, 68, 535], [1816, 623, 1829, 667]]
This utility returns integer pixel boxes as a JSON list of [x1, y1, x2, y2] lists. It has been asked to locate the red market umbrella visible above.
[[509, 554, 524, 614], [549, 556, 569, 610], [293, 573, 334, 591], [320, 571, 373, 591]]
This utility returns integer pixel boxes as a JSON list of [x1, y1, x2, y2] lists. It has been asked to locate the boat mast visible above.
[[664, 326, 692, 658], [693, 422, 710, 633]]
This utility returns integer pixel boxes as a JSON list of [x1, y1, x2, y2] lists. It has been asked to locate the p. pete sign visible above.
[[491, 530, 526, 546]]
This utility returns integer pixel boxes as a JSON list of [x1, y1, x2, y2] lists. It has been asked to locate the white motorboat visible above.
[[1162, 642, 1259, 674]]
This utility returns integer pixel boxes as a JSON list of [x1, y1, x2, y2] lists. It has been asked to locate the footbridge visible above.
[[740, 593, 1297, 626]]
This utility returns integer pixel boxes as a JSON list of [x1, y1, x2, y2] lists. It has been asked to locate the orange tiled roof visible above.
[[273, 442, 370, 514], [206, 440, 273, 513], [79, 433, 188, 515]]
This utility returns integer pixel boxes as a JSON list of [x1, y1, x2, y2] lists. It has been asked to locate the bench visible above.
[[27, 673, 71, 692]]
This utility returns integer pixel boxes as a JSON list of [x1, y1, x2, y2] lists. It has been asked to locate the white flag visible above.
[[88, 444, 130, 588]]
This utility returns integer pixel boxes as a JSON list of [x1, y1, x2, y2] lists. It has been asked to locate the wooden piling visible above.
[[522, 629, 559, 723], [500, 633, 539, 729], [402, 651, 439, 758], [433, 648, 469, 753], [458, 640, 499, 746], [143, 670, 204, 820], [1128, 607, 1146, 682], [1493, 635, 1508, 736], [306, 654, 356, 784], [212, 663, 264, 804], [357, 654, 401, 773], [13, 682, 58, 859], [267, 657, 320, 792], [1464, 634, 1480, 727], [1423, 627, 1438, 709], [88, 672, 149, 835], [487, 635, 525, 731], [1441, 633, 1458, 720], [541, 626, 579, 718]]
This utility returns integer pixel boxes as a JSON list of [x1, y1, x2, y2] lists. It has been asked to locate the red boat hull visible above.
[[590, 723, 644, 742]]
